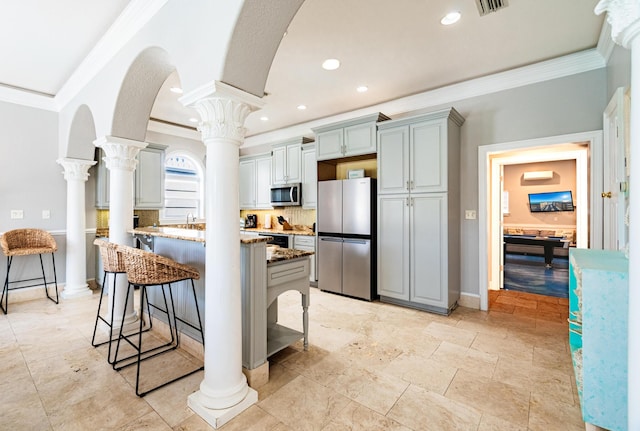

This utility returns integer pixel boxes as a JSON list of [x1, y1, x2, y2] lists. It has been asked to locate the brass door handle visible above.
[[601, 191, 612, 198]]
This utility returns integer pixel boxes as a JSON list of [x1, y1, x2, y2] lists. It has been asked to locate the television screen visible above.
[[528, 191, 574, 212]]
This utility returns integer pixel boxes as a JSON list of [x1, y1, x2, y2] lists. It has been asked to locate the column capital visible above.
[[596, 0, 640, 48], [180, 81, 264, 144], [94, 135, 148, 171], [56, 158, 96, 181]]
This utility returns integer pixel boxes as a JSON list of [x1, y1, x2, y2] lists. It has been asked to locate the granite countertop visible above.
[[129, 227, 271, 244], [268, 247, 314, 264], [241, 226, 315, 236]]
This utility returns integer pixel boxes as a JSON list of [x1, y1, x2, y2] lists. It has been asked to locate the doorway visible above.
[[478, 131, 604, 311]]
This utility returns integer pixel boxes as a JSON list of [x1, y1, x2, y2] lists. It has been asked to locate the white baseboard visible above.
[[459, 292, 480, 309]]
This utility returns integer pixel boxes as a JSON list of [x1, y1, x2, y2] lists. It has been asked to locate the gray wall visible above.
[[0, 101, 65, 230], [606, 45, 632, 99], [454, 69, 607, 296]]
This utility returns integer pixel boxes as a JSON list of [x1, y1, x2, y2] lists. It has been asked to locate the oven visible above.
[[259, 233, 291, 248]]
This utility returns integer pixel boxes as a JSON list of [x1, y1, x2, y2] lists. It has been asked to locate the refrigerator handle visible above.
[[343, 239, 369, 244], [320, 237, 343, 242]]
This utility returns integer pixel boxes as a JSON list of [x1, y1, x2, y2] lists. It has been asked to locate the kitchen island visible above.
[[128, 226, 313, 383]]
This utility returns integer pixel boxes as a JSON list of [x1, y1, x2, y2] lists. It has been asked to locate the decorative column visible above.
[[180, 81, 263, 428], [94, 136, 147, 330], [595, 2, 640, 430], [57, 158, 96, 298]]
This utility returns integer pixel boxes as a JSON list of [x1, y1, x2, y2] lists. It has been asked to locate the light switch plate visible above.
[[42, 210, 50, 219], [465, 210, 477, 220], [10, 210, 23, 219]]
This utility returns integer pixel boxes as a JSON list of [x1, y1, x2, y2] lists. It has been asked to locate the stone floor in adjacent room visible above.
[[0, 286, 582, 431]]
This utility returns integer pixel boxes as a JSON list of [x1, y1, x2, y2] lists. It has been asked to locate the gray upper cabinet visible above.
[[240, 153, 272, 210], [95, 143, 166, 209], [135, 144, 167, 209], [301, 144, 317, 209], [272, 138, 306, 185], [312, 112, 389, 161], [378, 109, 464, 195]]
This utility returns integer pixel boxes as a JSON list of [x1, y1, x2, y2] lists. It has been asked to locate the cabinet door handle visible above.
[[406, 180, 410, 190], [406, 197, 410, 206], [410, 180, 414, 189]]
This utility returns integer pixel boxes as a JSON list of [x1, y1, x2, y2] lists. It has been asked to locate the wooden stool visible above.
[[112, 244, 204, 397], [1, 229, 59, 314]]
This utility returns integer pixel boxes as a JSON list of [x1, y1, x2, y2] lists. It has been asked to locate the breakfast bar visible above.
[[128, 226, 313, 381]]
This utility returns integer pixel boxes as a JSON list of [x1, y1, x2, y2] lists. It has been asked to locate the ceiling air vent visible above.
[[475, 0, 509, 16]]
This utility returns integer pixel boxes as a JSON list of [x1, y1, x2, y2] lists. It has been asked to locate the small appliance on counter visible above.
[[245, 214, 257, 228], [264, 214, 272, 228]]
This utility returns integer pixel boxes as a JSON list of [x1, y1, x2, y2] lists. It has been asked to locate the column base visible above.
[[61, 284, 93, 299], [188, 387, 258, 429]]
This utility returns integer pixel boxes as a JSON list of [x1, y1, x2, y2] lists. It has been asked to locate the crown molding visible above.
[[147, 119, 202, 141], [597, 19, 616, 64], [0, 85, 57, 111], [244, 48, 607, 147], [54, 0, 169, 109]]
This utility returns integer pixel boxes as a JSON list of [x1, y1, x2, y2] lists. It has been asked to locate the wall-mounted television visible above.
[[528, 190, 574, 212]]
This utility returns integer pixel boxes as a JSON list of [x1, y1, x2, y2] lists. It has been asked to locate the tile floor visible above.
[[0, 287, 583, 431]]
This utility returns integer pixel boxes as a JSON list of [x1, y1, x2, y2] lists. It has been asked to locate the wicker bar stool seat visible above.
[[1, 229, 59, 314], [113, 244, 204, 397], [92, 239, 152, 363]]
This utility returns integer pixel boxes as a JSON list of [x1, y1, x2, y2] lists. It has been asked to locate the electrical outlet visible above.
[[42, 210, 50, 219], [10, 210, 23, 219], [465, 210, 477, 220]]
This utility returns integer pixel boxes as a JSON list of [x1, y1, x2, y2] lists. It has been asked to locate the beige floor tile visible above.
[[335, 336, 403, 371], [388, 384, 481, 431], [445, 369, 531, 428], [174, 413, 217, 431], [430, 341, 499, 377], [384, 353, 458, 395], [284, 350, 350, 386], [256, 362, 300, 401], [353, 370, 410, 415], [471, 332, 534, 362], [258, 375, 349, 431], [0, 375, 52, 431], [326, 366, 409, 415], [142, 371, 203, 427], [215, 405, 281, 431], [424, 321, 478, 347], [118, 411, 172, 430], [323, 401, 412, 431], [455, 318, 509, 338], [528, 392, 584, 431], [477, 413, 527, 431], [0, 342, 32, 384], [532, 345, 573, 374]]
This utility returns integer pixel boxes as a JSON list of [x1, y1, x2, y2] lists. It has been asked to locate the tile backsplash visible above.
[[96, 209, 159, 229], [240, 208, 316, 228]]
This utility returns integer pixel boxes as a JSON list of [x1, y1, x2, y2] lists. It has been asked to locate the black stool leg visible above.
[[39, 253, 58, 305], [91, 271, 109, 347], [0, 256, 11, 314]]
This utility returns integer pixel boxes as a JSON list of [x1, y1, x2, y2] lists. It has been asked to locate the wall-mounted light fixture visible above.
[[523, 170, 553, 180]]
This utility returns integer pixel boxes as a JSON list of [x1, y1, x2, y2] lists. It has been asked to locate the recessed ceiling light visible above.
[[322, 59, 340, 70], [441, 11, 461, 25], [189, 117, 199, 123], [170, 86, 183, 94], [356, 86, 368, 93], [260, 116, 269, 121], [297, 105, 307, 110]]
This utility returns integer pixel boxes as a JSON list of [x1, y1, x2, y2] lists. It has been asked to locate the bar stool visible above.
[[92, 239, 152, 363], [112, 244, 204, 397], [1, 228, 59, 314]]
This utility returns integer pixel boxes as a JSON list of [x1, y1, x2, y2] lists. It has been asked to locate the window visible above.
[[161, 154, 203, 221]]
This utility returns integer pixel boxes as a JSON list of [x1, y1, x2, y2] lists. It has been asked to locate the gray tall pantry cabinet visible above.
[[376, 108, 464, 315]]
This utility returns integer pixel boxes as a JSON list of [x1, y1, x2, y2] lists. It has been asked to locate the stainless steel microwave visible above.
[[270, 183, 301, 206]]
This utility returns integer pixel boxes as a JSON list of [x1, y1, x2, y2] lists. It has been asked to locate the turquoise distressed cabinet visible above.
[[569, 249, 628, 431]]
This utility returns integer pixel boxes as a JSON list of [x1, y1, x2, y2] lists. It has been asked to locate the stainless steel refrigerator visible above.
[[317, 178, 376, 300]]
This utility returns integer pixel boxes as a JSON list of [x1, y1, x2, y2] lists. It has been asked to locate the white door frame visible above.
[[477, 131, 603, 311]]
